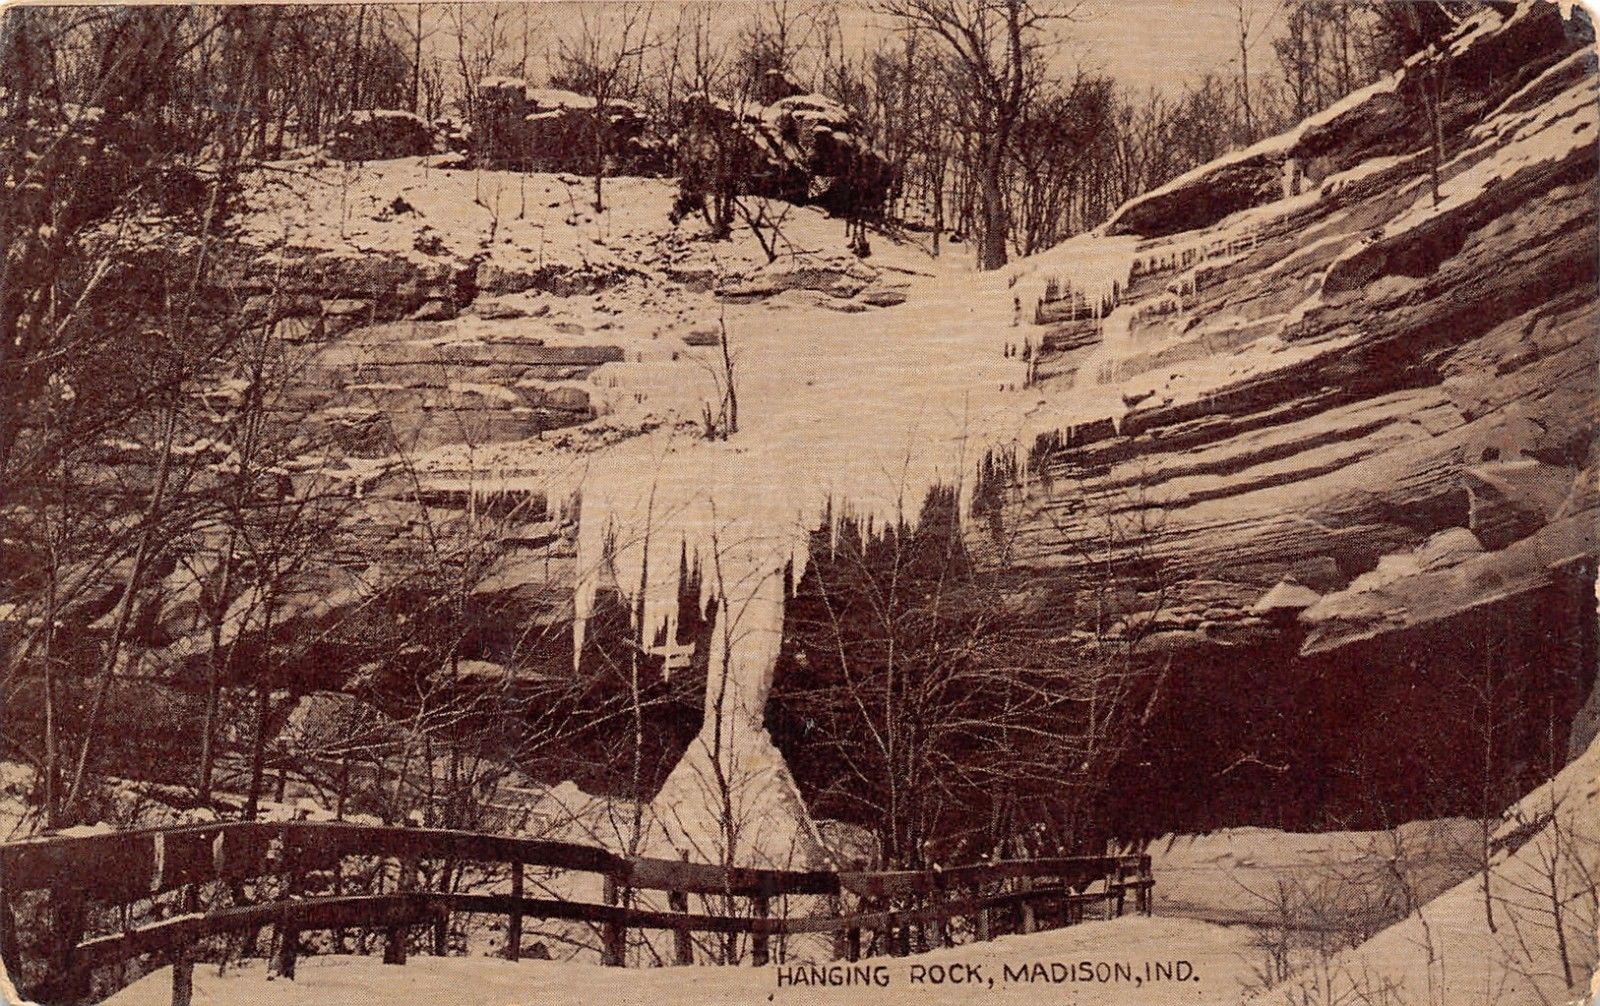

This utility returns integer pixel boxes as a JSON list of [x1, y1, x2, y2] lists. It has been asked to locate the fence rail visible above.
[[0, 820, 1153, 1005]]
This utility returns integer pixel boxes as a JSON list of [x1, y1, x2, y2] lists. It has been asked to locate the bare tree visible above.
[[771, 453, 1171, 869], [1233, 0, 1258, 143], [0, 7, 292, 825], [554, 2, 656, 213], [390, 3, 438, 116], [447, 1, 515, 125], [1495, 789, 1600, 996], [876, 0, 1080, 270]]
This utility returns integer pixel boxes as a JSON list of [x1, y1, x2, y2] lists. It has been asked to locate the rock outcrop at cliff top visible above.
[[1003, 2, 1596, 823], [674, 88, 898, 217], [471, 78, 666, 176], [325, 109, 434, 162], [1102, 3, 1580, 240]]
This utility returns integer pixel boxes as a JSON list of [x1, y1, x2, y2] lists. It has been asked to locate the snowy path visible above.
[[103, 917, 1261, 1006]]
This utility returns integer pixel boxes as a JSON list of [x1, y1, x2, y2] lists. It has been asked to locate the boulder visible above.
[[1463, 459, 1577, 549], [1300, 514, 1586, 655], [322, 298, 371, 318], [476, 261, 635, 297], [325, 109, 433, 162], [716, 258, 877, 302], [471, 298, 529, 320], [409, 299, 454, 321], [1251, 576, 1322, 615], [253, 251, 456, 322], [858, 283, 909, 308], [270, 315, 323, 344], [674, 90, 897, 218], [471, 79, 661, 175]]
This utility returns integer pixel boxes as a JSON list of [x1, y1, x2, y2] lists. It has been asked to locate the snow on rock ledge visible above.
[[1105, 2, 1582, 239]]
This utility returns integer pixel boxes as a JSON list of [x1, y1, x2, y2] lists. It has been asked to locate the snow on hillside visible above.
[[1149, 819, 1482, 927], [243, 155, 936, 280], [1250, 737, 1600, 1006]]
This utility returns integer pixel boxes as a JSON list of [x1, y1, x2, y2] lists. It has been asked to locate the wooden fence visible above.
[[0, 820, 1152, 1005]]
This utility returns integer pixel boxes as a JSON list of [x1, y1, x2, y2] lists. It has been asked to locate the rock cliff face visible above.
[[102, 154, 931, 802], [223, 163, 919, 502], [79, 4, 1593, 845], [1001, 3, 1598, 833]]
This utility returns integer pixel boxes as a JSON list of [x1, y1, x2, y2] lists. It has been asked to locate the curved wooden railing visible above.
[[0, 820, 1152, 1005]]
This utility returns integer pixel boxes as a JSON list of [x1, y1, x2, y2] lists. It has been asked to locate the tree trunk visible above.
[[978, 149, 1008, 271], [244, 678, 271, 819], [196, 663, 223, 804], [243, 597, 277, 820], [196, 541, 236, 805], [62, 399, 179, 820], [41, 572, 60, 828], [1238, 16, 1253, 142], [412, 5, 424, 114], [351, 6, 367, 113], [593, 106, 607, 213]]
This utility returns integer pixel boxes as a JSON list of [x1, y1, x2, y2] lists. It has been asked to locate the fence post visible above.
[[1020, 876, 1037, 935], [506, 862, 524, 962], [1114, 864, 1128, 918], [0, 877, 17, 997], [385, 849, 416, 965], [433, 909, 448, 956], [171, 883, 199, 1006], [276, 826, 300, 980], [601, 874, 625, 966], [669, 854, 692, 966], [1104, 864, 1117, 921], [431, 858, 448, 958], [47, 885, 88, 1005], [976, 900, 992, 943], [864, 896, 885, 958], [751, 894, 770, 966], [668, 889, 693, 965], [846, 923, 861, 963], [1140, 855, 1154, 916], [170, 950, 193, 1006], [332, 857, 348, 954], [827, 895, 847, 961]]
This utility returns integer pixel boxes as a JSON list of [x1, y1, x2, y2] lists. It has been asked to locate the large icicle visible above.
[[564, 237, 1152, 868]]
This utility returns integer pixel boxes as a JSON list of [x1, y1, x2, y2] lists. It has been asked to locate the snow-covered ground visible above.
[[244, 155, 938, 284], [1149, 819, 1481, 927], [103, 916, 1260, 1006], [1251, 738, 1600, 1006]]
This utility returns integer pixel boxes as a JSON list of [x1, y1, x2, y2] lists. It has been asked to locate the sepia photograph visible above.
[[0, 0, 1595, 1003]]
